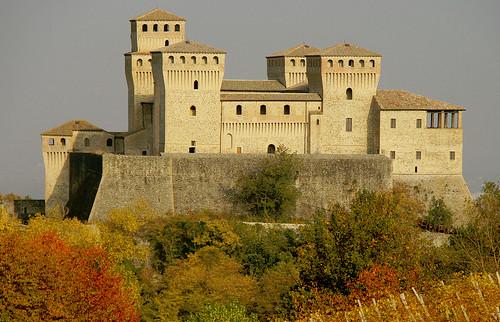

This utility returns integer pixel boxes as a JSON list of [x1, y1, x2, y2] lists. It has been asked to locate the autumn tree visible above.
[[0, 231, 139, 321]]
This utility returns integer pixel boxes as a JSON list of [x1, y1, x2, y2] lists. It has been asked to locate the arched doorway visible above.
[[267, 144, 276, 154]]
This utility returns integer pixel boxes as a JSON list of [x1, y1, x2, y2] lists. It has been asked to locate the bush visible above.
[[186, 302, 258, 322], [232, 146, 300, 220], [424, 197, 453, 228]]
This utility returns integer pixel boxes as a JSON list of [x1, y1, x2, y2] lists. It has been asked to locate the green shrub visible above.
[[424, 197, 453, 228], [232, 146, 300, 220]]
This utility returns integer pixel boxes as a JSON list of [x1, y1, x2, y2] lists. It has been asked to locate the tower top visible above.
[[130, 8, 185, 22], [309, 43, 381, 57]]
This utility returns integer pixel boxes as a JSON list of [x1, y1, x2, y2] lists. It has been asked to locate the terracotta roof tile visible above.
[[131, 8, 185, 22], [310, 43, 381, 57], [41, 120, 103, 136], [151, 40, 226, 54], [220, 92, 321, 102], [375, 90, 464, 111], [267, 44, 320, 58], [221, 80, 285, 92]]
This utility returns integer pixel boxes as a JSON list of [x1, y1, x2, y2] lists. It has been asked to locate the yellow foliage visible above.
[[193, 219, 242, 252], [0, 206, 19, 233]]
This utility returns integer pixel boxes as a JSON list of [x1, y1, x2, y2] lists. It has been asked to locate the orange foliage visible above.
[[0, 231, 139, 321], [347, 264, 401, 301]]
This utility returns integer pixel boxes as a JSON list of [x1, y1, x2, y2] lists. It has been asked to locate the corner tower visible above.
[[266, 44, 319, 88], [151, 41, 226, 154], [306, 43, 382, 154], [125, 9, 186, 133]]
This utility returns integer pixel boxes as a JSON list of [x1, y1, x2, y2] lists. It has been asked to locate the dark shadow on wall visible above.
[[65, 153, 102, 221]]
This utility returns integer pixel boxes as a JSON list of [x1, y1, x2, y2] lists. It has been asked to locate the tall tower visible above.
[[151, 41, 226, 154], [266, 44, 318, 88], [125, 9, 186, 133], [306, 43, 382, 154]]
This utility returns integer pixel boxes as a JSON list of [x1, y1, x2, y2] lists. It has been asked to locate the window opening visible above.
[[346, 88, 353, 100], [346, 118, 352, 132]]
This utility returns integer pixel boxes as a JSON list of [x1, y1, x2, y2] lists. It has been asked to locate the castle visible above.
[[41, 9, 470, 221]]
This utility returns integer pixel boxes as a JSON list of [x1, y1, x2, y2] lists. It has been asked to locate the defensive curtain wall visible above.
[[86, 154, 393, 222]]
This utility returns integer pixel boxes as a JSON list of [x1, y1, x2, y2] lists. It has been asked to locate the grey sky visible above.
[[0, 0, 499, 198]]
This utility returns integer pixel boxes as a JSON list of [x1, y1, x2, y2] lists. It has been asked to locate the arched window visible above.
[[284, 105, 290, 115], [164, 24, 169, 32], [168, 56, 174, 63], [291, 59, 296, 66], [142, 24, 148, 32], [260, 105, 267, 115], [106, 138, 113, 147], [359, 59, 365, 67], [346, 88, 353, 100], [84, 138, 90, 147], [137, 59, 143, 67], [202, 56, 208, 64], [60, 138, 66, 146], [190, 106, 196, 116], [175, 24, 180, 32], [300, 59, 305, 67], [191, 56, 196, 64], [267, 144, 276, 154], [180, 56, 186, 64], [338, 60, 344, 67], [153, 24, 158, 32], [194, 80, 199, 90], [236, 105, 242, 115], [349, 59, 354, 67], [328, 59, 333, 67], [370, 59, 375, 67], [213, 56, 219, 64], [165, 40, 169, 46]]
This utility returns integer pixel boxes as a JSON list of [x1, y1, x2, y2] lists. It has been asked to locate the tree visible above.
[[186, 302, 258, 322], [424, 197, 453, 228], [450, 181, 500, 272], [232, 146, 300, 220], [0, 231, 139, 321]]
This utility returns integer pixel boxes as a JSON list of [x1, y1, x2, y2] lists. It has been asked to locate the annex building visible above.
[[41, 9, 469, 220]]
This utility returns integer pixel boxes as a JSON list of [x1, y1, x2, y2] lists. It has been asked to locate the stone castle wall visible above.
[[88, 153, 393, 222]]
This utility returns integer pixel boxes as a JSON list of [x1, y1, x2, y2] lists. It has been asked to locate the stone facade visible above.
[[40, 8, 471, 219]]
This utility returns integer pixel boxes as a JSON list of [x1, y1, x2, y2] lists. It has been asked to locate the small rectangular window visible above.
[[390, 151, 396, 159], [189, 147, 196, 153], [236, 147, 242, 154], [191, 140, 196, 146], [236, 105, 242, 115], [346, 118, 352, 132], [416, 151, 421, 160], [450, 151, 455, 160], [390, 118, 396, 128], [260, 105, 266, 115], [416, 119, 422, 128], [48, 138, 55, 145], [284, 105, 290, 115]]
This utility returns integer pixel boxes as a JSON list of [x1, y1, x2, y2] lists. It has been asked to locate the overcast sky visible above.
[[0, 0, 499, 198]]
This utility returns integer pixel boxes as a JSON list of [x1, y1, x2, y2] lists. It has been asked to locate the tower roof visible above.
[[309, 43, 381, 57], [131, 8, 185, 22], [41, 120, 103, 136], [267, 44, 320, 58], [375, 90, 464, 111], [152, 40, 226, 54]]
